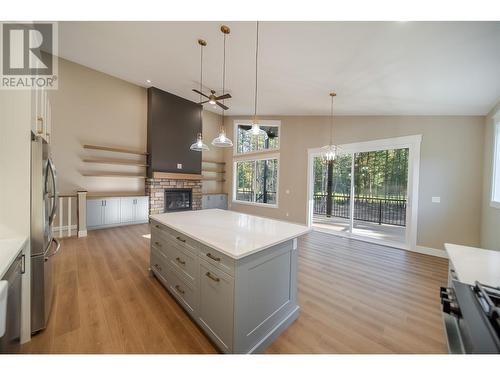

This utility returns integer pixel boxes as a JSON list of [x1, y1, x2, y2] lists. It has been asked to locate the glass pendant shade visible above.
[[321, 144, 342, 161], [190, 133, 209, 152], [212, 128, 233, 147], [246, 122, 268, 140]]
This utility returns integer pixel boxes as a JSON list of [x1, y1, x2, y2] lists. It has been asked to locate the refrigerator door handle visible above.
[[44, 238, 61, 260], [47, 158, 58, 225]]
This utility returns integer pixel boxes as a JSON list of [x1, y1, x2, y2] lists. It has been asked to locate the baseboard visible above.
[[413, 246, 448, 259], [78, 230, 87, 238], [52, 224, 77, 238]]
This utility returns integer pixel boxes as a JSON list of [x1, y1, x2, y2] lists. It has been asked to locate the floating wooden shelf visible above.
[[84, 144, 148, 156], [152, 172, 203, 180], [81, 172, 147, 178], [202, 160, 225, 165], [202, 169, 226, 173], [83, 158, 149, 167], [202, 177, 226, 182]]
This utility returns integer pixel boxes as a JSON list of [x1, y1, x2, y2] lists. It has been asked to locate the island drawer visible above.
[[167, 241, 197, 285], [151, 222, 199, 256], [167, 266, 197, 316], [150, 247, 170, 282], [199, 246, 235, 276]]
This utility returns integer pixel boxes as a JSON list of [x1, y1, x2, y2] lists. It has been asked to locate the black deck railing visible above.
[[313, 194, 407, 227], [236, 190, 277, 204]]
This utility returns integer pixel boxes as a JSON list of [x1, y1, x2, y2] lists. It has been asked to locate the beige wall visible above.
[[481, 100, 500, 251], [50, 58, 148, 195], [224, 115, 485, 251]]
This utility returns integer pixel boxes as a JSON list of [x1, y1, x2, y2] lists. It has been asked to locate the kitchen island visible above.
[[149, 209, 310, 353]]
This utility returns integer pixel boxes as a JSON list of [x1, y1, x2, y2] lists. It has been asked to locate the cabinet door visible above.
[[103, 198, 121, 225], [87, 200, 103, 228], [135, 197, 149, 222], [120, 197, 136, 223], [198, 259, 234, 352]]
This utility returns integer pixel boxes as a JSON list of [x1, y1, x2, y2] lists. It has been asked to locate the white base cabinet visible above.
[[87, 196, 149, 229], [150, 220, 299, 354]]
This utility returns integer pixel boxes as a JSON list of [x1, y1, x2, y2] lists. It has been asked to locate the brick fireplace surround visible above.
[[146, 177, 202, 215]]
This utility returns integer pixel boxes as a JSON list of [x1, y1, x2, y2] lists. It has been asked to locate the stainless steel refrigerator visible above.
[[31, 134, 60, 333]]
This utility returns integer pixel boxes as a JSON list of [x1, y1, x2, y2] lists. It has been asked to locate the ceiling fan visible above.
[[192, 88, 231, 110]]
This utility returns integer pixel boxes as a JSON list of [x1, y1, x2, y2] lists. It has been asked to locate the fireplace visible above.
[[164, 188, 192, 212]]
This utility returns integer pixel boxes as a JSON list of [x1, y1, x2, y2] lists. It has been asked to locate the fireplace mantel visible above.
[[152, 172, 203, 180]]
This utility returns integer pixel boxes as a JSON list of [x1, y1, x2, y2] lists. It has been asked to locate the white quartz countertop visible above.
[[0, 237, 27, 278], [445, 243, 500, 287], [150, 209, 311, 259]]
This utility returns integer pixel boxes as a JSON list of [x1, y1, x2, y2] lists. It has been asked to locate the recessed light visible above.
[[146, 79, 152, 84]]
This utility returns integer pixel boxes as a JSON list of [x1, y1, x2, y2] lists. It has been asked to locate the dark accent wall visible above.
[[147, 87, 202, 176]]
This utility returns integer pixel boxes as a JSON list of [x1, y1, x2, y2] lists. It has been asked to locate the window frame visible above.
[[491, 116, 500, 209], [233, 119, 281, 156], [232, 153, 280, 208]]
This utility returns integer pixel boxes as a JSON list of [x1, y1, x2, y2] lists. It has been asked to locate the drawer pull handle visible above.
[[154, 241, 162, 247], [206, 272, 220, 282], [176, 236, 186, 243], [154, 263, 162, 271], [206, 253, 221, 262], [175, 285, 185, 295], [175, 257, 186, 265]]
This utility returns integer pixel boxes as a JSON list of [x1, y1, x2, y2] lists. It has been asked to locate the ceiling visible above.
[[58, 21, 500, 116]]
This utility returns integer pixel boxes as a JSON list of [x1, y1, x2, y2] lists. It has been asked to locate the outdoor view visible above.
[[313, 148, 409, 243], [235, 159, 278, 205], [236, 124, 279, 154]]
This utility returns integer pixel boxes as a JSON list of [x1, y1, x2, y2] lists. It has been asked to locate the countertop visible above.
[[445, 243, 500, 287], [0, 237, 27, 278], [150, 209, 311, 259]]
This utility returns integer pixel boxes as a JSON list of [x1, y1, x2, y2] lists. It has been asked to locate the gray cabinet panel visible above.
[[135, 197, 150, 222], [86, 199, 103, 228], [87, 196, 149, 230], [198, 259, 234, 352], [202, 194, 228, 210], [120, 197, 136, 223], [103, 198, 120, 225]]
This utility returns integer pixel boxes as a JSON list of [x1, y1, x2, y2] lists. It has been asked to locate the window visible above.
[[492, 119, 500, 208], [234, 121, 280, 155], [234, 156, 279, 207]]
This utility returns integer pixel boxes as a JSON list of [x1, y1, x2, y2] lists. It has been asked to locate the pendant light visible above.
[[190, 39, 210, 152], [246, 21, 268, 140], [322, 92, 341, 161], [212, 25, 233, 148]]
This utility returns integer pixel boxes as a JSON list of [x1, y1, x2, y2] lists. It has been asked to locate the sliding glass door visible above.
[[310, 142, 411, 247], [351, 148, 408, 244], [312, 154, 352, 233]]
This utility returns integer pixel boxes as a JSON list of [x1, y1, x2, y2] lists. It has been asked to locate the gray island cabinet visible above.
[[149, 209, 310, 353]]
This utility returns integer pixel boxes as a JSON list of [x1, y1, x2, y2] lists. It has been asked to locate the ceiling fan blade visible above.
[[192, 89, 210, 99], [215, 93, 232, 100], [216, 102, 229, 111], [199, 100, 210, 104]]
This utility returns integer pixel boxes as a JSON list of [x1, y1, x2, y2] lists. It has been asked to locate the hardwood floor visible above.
[[22, 224, 449, 354]]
